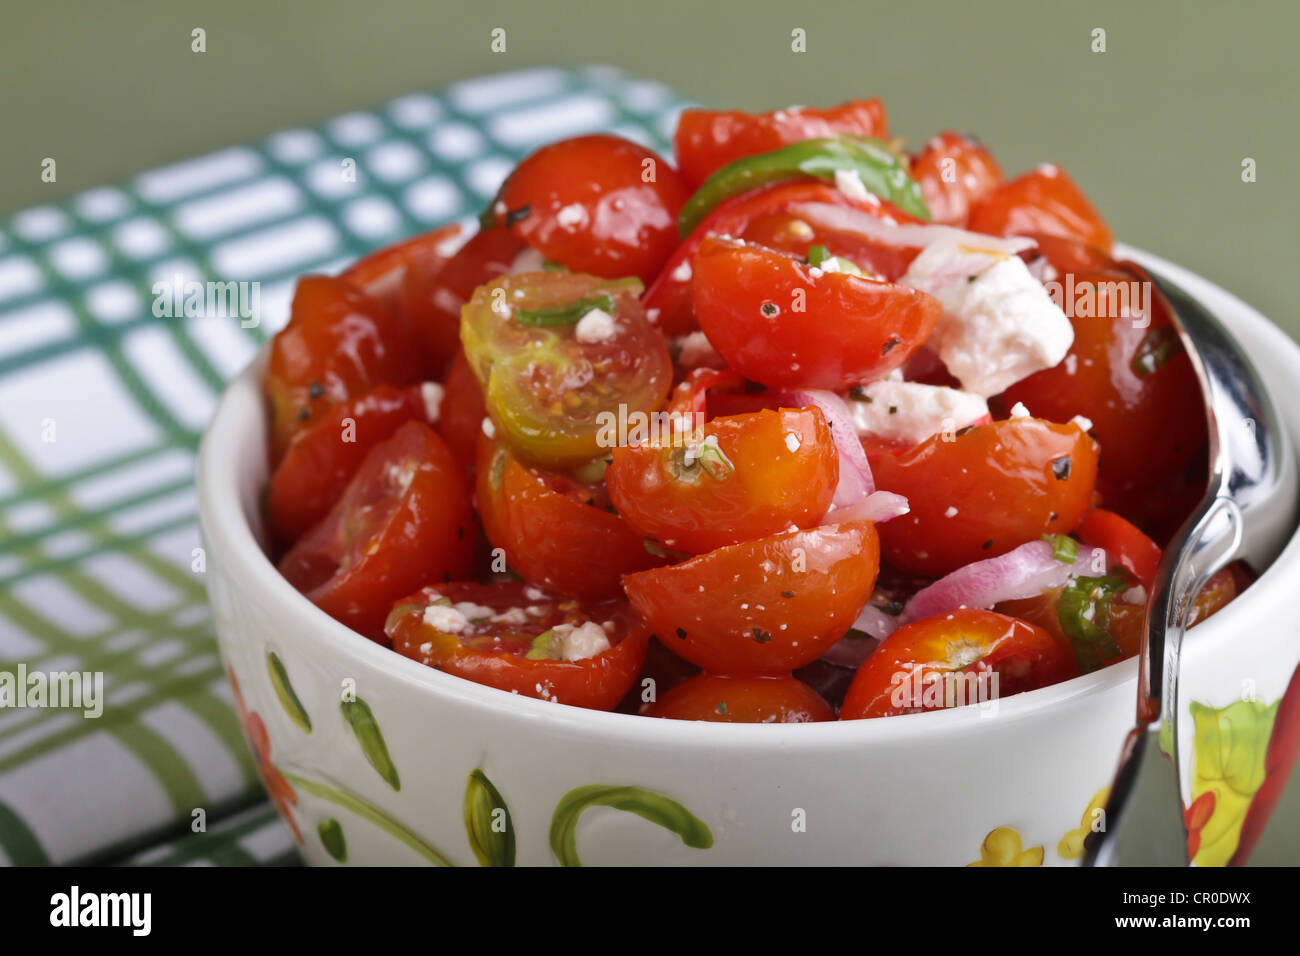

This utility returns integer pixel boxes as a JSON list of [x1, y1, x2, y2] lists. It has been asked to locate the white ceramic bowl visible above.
[[197, 249, 1300, 867]]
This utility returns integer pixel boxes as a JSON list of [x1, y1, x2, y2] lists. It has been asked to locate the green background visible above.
[[2, 0, 1297, 865]]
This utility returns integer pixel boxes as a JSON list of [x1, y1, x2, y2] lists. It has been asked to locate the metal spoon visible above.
[[1083, 263, 1297, 866]]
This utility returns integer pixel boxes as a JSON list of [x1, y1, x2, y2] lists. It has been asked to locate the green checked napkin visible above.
[[0, 66, 693, 867]]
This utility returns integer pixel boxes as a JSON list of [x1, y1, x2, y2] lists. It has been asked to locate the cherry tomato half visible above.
[[674, 100, 889, 189], [692, 237, 940, 389], [606, 406, 838, 553], [278, 421, 474, 641], [475, 436, 665, 602], [266, 275, 423, 463], [1073, 507, 1162, 589], [910, 132, 1004, 227], [342, 223, 463, 320], [496, 134, 689, 284], [623, 519, 880, 674], [968, 165, 1113, 252], [438, 350, 487, 471], [386, 581, 650, 710], [840, 609, 1078, 719], [461, 271, 672, 468], [647, 674, 834, 722], [266, 383, 435, 548], [871, 418, 1099, 576]]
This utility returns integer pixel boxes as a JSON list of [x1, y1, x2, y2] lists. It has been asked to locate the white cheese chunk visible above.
[[574, 307, 618, 344], [551, 621, 612, 661], [902, 240, 1074, 396], [848, 379, 989, 445], [421, 382, 444, 423]]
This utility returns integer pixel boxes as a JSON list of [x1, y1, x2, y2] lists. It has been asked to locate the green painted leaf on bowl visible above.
[[340, 698, 400, 791], [549, 785, 713, 867], [464, 769, 516, 867], [266, 650, 311, 733], [317, 818, 346, 862]]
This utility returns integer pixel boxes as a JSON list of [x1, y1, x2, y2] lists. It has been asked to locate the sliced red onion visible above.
[[772, 388, 874, 506], [899, 540, 1110, 624], [850, 605, 901, 643], [827, 490, 910, 526], [789, 202, 1038, 256], [820, 626, 884, 668]]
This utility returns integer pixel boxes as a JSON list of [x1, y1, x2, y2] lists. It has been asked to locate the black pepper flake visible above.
[[716, 701, 728, 715], [760, 301, 779, 317], [676, 627, 688, 640], [752, 627, 772, 644], [504, 204, 531, 226], [1049, 511, 1059, 522], [966, 273, 978, 283], [849, 386, 871, 402], [781, 589, 796, 598], [297, 408, 311, 421], [1051, 456, 1072, 480], [982, 539, 994, 550], [308, 381, 325, 400], [888, 405, 898, 415], [881, 336, 902, 356]]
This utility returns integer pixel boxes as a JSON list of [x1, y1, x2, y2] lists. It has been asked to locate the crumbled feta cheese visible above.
[[784, 432, 801, 452], [481, 417, 496, 438], [492, 607, 529, 626], [508, 247, 547, 274], [944, 506, 959, 517], [1070, 414, 1094, 432], [422, 603, 471, 632], [574, 307, 618, 344], [421, 382, 444, 423], [834, 168, 877, 204], [452, 601, 496, 622], [555, 203, 588, 229], [1009, 401, 1031, 419], [671, 259, 692, 282], [1122, 585, 1148, 605], [902, 240, 1074, 396], [675, 330, 721, 368], [848, 379, 989, 445], [551, 621, 611, 661]]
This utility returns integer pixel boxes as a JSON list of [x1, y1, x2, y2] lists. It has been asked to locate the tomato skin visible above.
[[910, 132, 1004, 227], [475, 437, 665, 602], [1001, 264, 1205, 502], [674, 100, 888, 189], [266, 384, 432, 549], [624, 520, 880, 674], [342, 223, 462, 317], [278, 421, 474, 641], [1073, 508, 1162, 589], [967, 165, 1113, 252], [386, 581, 650, 710], [644, 181, 920, 336], [692, 238, 940, 389], [840, 609, 1078, 719], [266, 275, 423, 463], [438, 350, 487, 471], [872, 418, 1099, 576], [498, 134, 689, 284], [648, 674, 834, 722], [606, 407, 838, 553]]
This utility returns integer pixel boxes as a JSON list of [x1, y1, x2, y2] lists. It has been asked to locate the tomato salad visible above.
[[264, 100, 1247, 723]]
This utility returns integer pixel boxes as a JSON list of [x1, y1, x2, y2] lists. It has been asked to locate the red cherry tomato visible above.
[[1001, 263, 1206, 504], [342, 223, 462, 317], [497, 134, 689, 284], [967, 165, 1113, 252], [623, 519, 880, 674], [606, 407, 838, 553], [648, 674, 834, 722], [909, 132, 1004, 227], [266, 384, 434, 548], [871, 418, 1099, 576], [1073, 508, 1162, 589], [278, 421, 474, 641], [399, 224, 527, 375], [475, 437, 665, 602], [840, 609, 1078, 719], [692, 237, 940, 389], [386, 581, 650, 710], [266, 275, 423, 463], [644, 180, 921, 336], [438, 350, 487, 471], [674, 100, 889, 189]]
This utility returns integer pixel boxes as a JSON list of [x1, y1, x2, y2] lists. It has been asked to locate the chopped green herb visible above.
[[525, 629, 560, 661], [807, 245, 832, 267], [1051, 456, 1072, 480], [1046, 533, 1078, 564], [1131, 326, 1183, 378], [1058, 574, 1128, 673], [516, 293, 615, 327]]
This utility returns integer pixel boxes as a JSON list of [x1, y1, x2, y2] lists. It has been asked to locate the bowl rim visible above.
[[196, 245, 1300, 748]]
